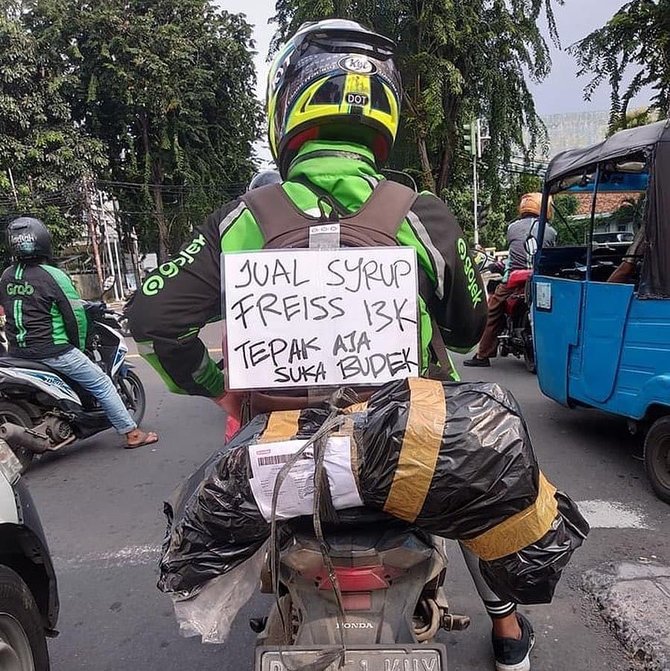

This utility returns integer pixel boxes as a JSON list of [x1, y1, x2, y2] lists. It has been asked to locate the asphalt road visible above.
[[23, 324, 670, 671]]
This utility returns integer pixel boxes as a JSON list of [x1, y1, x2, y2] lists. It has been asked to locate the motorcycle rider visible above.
[[130, 20, 534, 670], [247, 169, 282, 191], [0, 217, 158, 449], [465, 192, 557, 367]]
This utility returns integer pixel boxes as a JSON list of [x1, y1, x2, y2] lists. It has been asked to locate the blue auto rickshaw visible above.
[[533, 119, 670, 503]]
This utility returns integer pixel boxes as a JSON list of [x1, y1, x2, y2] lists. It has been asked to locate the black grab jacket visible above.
[[0, 261, 88, 358]]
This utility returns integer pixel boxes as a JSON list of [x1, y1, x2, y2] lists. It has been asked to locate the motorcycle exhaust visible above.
[[0, 422, 52, 454]]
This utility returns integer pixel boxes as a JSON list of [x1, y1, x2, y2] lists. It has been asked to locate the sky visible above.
[[215, 0, 651, 160]]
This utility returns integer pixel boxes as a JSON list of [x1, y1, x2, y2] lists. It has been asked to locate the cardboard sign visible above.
[[223, 247, 420, 390]]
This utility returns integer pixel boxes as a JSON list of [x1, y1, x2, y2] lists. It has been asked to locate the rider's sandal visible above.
[[124, 430, 159, 449]]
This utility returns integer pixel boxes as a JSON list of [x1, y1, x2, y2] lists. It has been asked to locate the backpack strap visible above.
[[343, 180, 418, 238], [242, 180, 419, 248], [241, 183, 308, 245]]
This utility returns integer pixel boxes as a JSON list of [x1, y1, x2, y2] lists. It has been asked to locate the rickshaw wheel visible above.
[[643, 416, 670, 504], [522, 314, 536, 374]]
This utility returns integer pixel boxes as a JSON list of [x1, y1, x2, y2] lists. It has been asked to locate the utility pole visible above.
[[473, 118, 480, 246], [7, 169, 19, 208], [99, 191, 122, 302], [463, 118, 480, 245], [462, 118, 489, 246], [83, 178, 104, 291]]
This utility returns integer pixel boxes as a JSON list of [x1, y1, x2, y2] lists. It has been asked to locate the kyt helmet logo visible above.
[[339, 56, 376, 74]]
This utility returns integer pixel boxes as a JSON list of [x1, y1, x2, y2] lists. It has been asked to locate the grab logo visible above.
[[7, 281, 34, 296]]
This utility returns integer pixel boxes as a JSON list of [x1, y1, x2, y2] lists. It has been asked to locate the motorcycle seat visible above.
[[0, 355, 96, 407], [0, 356, 58, 373], [507, 268, 532, 289]]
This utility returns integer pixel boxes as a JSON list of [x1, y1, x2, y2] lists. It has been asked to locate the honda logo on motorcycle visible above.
[[335, 621, 374, 629]]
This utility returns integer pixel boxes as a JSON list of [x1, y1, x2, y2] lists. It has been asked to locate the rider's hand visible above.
[[213, 391, 242, 415], [213, 392, 243, 442]]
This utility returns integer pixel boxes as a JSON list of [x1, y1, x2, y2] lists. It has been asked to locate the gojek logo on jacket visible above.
[[142, 234, 208, 296], [6, 281, 34, 296], [457, 238, 484, 307]]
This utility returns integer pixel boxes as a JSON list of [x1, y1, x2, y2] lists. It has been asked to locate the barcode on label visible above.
[[257, 453, 309, 466]]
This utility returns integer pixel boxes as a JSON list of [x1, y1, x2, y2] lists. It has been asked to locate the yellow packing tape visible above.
[[260, 410, 301, 443], [462, 473, 559, 561], [383, 378, 446, 522], [342, 401, 369, 414]]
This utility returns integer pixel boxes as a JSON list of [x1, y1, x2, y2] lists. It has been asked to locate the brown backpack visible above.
[[235, 180, 453, 419]]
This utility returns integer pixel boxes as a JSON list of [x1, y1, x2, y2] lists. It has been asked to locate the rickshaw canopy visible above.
[[544, 119, 670, 298]]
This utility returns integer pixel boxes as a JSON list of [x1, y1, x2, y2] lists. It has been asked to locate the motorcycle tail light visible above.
[[318, 566, 387, 591], [315, 565, 406, 592]]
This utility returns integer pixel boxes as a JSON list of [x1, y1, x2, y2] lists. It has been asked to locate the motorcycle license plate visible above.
[[256, 645, 446, 671]]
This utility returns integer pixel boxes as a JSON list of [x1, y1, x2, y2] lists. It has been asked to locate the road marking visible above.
[[576, 500, 653, 530], [52, 500, 653, 571], [54, 544, 162, 570], [126, 348, 223, 359]]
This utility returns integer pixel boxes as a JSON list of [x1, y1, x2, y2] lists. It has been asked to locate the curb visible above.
[[582, 561, 670, 670]]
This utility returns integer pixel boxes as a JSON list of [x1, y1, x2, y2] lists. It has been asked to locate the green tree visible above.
[[571, 0, 670, 129], [272, 0, 561, 195], [607, 107, 661, 136], [28, 0, 261, 260], [0, 7, 105, 251]]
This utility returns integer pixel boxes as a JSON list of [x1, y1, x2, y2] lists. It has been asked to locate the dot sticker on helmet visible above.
[[345, 92, 369, 106]]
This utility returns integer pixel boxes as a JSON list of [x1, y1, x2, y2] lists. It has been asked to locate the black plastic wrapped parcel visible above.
[[159, 378, 589, 603]]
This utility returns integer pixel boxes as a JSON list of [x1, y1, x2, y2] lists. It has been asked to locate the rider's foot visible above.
[[124, 428, 159, 449], [492, 613, 535, 671], [463, 355, 491, 367]]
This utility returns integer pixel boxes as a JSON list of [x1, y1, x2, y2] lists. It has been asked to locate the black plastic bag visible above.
[[159, 379, 588, 604]]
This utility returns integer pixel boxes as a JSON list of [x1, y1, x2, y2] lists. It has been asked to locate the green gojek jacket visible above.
[[129, 141, 487, 398]]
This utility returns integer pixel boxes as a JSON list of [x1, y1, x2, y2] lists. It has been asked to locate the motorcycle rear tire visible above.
[[0, 401, 35, 471], [118, 371, 146, 426]]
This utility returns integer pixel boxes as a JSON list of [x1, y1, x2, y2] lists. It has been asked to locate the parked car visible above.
[[0, 439, 59, 670]]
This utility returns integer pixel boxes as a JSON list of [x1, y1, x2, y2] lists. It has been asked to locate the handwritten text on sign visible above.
[[224, 247, 420, 390]]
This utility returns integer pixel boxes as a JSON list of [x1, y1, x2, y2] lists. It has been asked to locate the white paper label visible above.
[[223, 247, 420, 390], [248, 437, 362, 522], [536, 281, 552, 310], [309, 223, 340, 249]]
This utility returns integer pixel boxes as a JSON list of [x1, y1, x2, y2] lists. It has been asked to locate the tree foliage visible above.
[[272, 0, 561, 196], [1, 0, 261, 261], [0, 6, 106, 251], [571, 0, 670, 128], [25, 0, 261, 260]]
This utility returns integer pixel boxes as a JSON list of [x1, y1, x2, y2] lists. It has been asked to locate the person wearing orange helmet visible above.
[[465, 192, 556, 367]]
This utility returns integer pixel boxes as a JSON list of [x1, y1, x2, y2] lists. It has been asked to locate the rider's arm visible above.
[[410, 194, 487, 351], [129, 199, 253, 398], [41, 266, 88, 350]]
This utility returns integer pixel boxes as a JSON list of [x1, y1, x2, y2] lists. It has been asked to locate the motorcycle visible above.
[[253, 509, 470, 670], [488, 267, 535, 373], [0, 301, 145, 470]]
